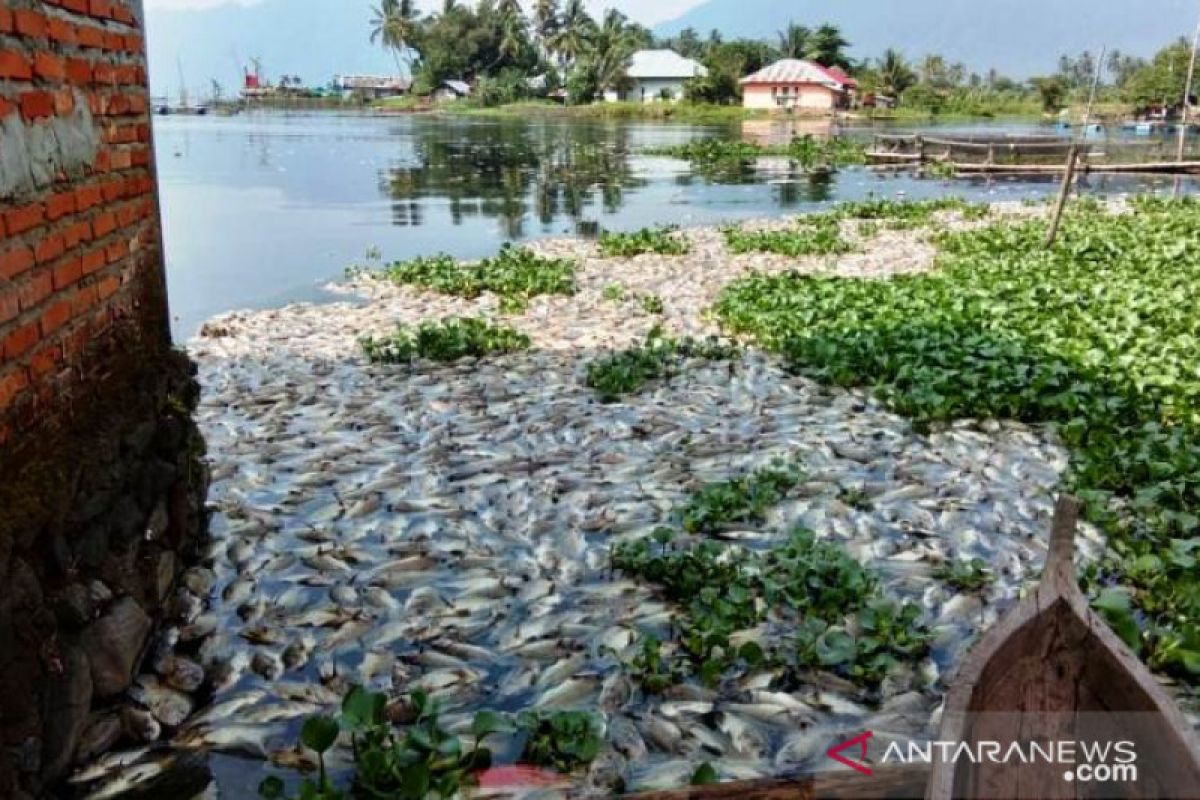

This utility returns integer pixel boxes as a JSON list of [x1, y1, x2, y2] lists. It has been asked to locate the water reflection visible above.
[[381, 122, 646, 237]]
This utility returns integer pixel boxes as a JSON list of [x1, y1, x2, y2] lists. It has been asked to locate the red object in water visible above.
[[474, 765, 566, 789], [245, 71, 261, 89]]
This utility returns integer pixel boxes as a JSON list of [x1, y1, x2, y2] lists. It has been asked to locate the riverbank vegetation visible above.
[[714, 198, 1200, 681], [365, 1, 1185, 120], [361, 317, 532, 363], [374, 247, 578, 301]]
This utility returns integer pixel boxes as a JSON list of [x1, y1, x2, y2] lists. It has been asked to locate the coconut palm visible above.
[[370, 0, 420, 73], [777, 23, 810, 60], [805, 24, 850, 69], [585, 9, 640, 95], [878, 49, 917, 99], [548, 0, 594, 67], [533, 0, 560, 51]]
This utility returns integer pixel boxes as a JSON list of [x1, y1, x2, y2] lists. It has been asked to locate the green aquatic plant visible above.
[[645, 136, 867, 172], [599, 227, 689, 258], [584, 327, 739, 402], [515, 710, 603, 772], [723, 216, 852, 258], [680, 460, 805, 534], [378, 246, 577, 300], [361, 318, 531, 364], [602, 283, 626, 302], [714, 198, 1200, 681], [934, 557, 995, 592], [261, 687, 513, 800], [792, 600, 931, 685], [639, 294, 665, 315], [834, 196, 989, 228]]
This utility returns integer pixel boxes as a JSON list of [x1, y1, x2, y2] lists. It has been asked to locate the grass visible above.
[[714, 197, 1200, 683], [376, 245, 577, 300], [360, 318, 531, 364]]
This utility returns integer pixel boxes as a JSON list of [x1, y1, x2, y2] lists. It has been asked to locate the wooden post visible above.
[[1045, 144, 1080, 248], [914, 134, 925, 165]]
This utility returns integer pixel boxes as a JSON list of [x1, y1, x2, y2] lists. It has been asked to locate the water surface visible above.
[[155, 111, 1193, 338]]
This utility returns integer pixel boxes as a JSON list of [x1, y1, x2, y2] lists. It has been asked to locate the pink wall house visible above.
[[741, 59, 857, 112]]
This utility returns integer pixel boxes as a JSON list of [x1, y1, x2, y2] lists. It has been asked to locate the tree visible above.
[[575, 9, 640, 99], [1121, 39, 1189, 106], [1030, 75, 1067, 112], [370, 0, 421, 73], [877, 49, 917, 99], [806, 24, 850, 69], [777, 23, 810, 59], [548, 0, 594, 67], [533, 0, 559, 53]]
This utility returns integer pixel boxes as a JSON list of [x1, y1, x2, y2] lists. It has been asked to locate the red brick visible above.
[[18, 270, 53, 310], [0, 292, 18, 325], [91, 211, 117, 238], [127, 93, 147, 114], [41, 298, 73, 334], [110, 150, 132, 170], [3, 321, 40, 358], [77, 24, 105, 49], [105, 238, 129, 263], [0, 50, 33, 80], [33, 53, 66, 81], [81, 247, 106, 274], [53, 257, 83, 288], [63, 0, 90, 13], [75, 185, 103, 211], [45, 192, 77, 222], [66, 58, 92, 85], [30, 343, 61, 377], [104, 32, 123, 50], [0, 244, 35, 280], [34, 234, 65, 264], [0, 368, 30, 408], [71, 284, 99, 316], [124, 34, 143, 53], [20, 91, 55, 121], [0, 97, 12, 118], [130, 148, 149, 168], [13, 10, 48, 39], [54, 89, 75, 116], [0, 8, 12, 34], [96, 274, 119, 300], [5, 204, 45, 236], [63, 221, 92, 249], [89, 0, 114, 18], [115, 203, 138, 227], [47, 17, 77, 45], [101, 179, 125, 202], [112, 4, 134, 25]]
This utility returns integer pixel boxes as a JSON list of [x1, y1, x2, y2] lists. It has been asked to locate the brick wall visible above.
[[0, 0, 168, 450], [0, 4, 209, 795]]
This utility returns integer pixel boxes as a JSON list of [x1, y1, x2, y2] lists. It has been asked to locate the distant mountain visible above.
[[655, 0, 1197, 77], [145, 0, 395, 99]]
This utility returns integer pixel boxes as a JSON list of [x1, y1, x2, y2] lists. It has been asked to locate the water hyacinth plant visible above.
[[377, 246, 577, 301], [584, 327, 740, 401], [723, 216, 853, 258], [715, 197, 1200, 681], [598, 227, 690, 258], [361, 318, 531, 364]]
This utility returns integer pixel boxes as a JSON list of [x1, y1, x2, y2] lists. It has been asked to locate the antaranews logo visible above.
[[827, 730, 1140, 786]]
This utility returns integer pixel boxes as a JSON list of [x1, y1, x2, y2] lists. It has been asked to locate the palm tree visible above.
[[370, 0, 420, 73], [805, 24, 850, 69], [586, 9, 640, 96], [533, 0, 560, 54], [548, 0, 594, 67], [878, 49, 917, 99], [777, 23, 810, 60]]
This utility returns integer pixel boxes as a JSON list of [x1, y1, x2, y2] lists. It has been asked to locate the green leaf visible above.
[[300, 716, 339, 755], [258, 776, 285, 799], [1093, 588, 1141, 651], [470, 710, 515, 740], [691, 763, 719, 786], [816, 628, 856, 666], [341, 685, 385, 729]]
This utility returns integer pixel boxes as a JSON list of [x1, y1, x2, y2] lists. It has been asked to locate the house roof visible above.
[[741, 59, 855, 89], [627, 49, 708, 80], [336, 75, 412, 91], [441, 80, 471, 95]]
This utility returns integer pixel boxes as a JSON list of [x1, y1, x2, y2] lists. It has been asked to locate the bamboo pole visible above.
[[1176, 8, 1200, 163], [1046, 48, 1105, 248]]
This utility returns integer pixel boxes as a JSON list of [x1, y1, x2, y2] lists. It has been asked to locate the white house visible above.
[[604, 49, 708, 104], [432, 80, 471, 102]]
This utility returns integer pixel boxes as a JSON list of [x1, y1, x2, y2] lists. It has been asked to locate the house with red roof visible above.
[[740, 59, 858, 112]]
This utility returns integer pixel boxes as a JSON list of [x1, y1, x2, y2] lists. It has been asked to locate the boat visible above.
[[929, 495, 1200, 800], [626, 496, 1200, 800]]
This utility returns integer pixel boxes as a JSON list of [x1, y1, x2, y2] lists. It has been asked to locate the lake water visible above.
[[155, 111, 1194, 338]]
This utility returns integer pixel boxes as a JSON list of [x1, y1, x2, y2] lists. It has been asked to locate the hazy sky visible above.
[[143, 0, 705, 27]]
